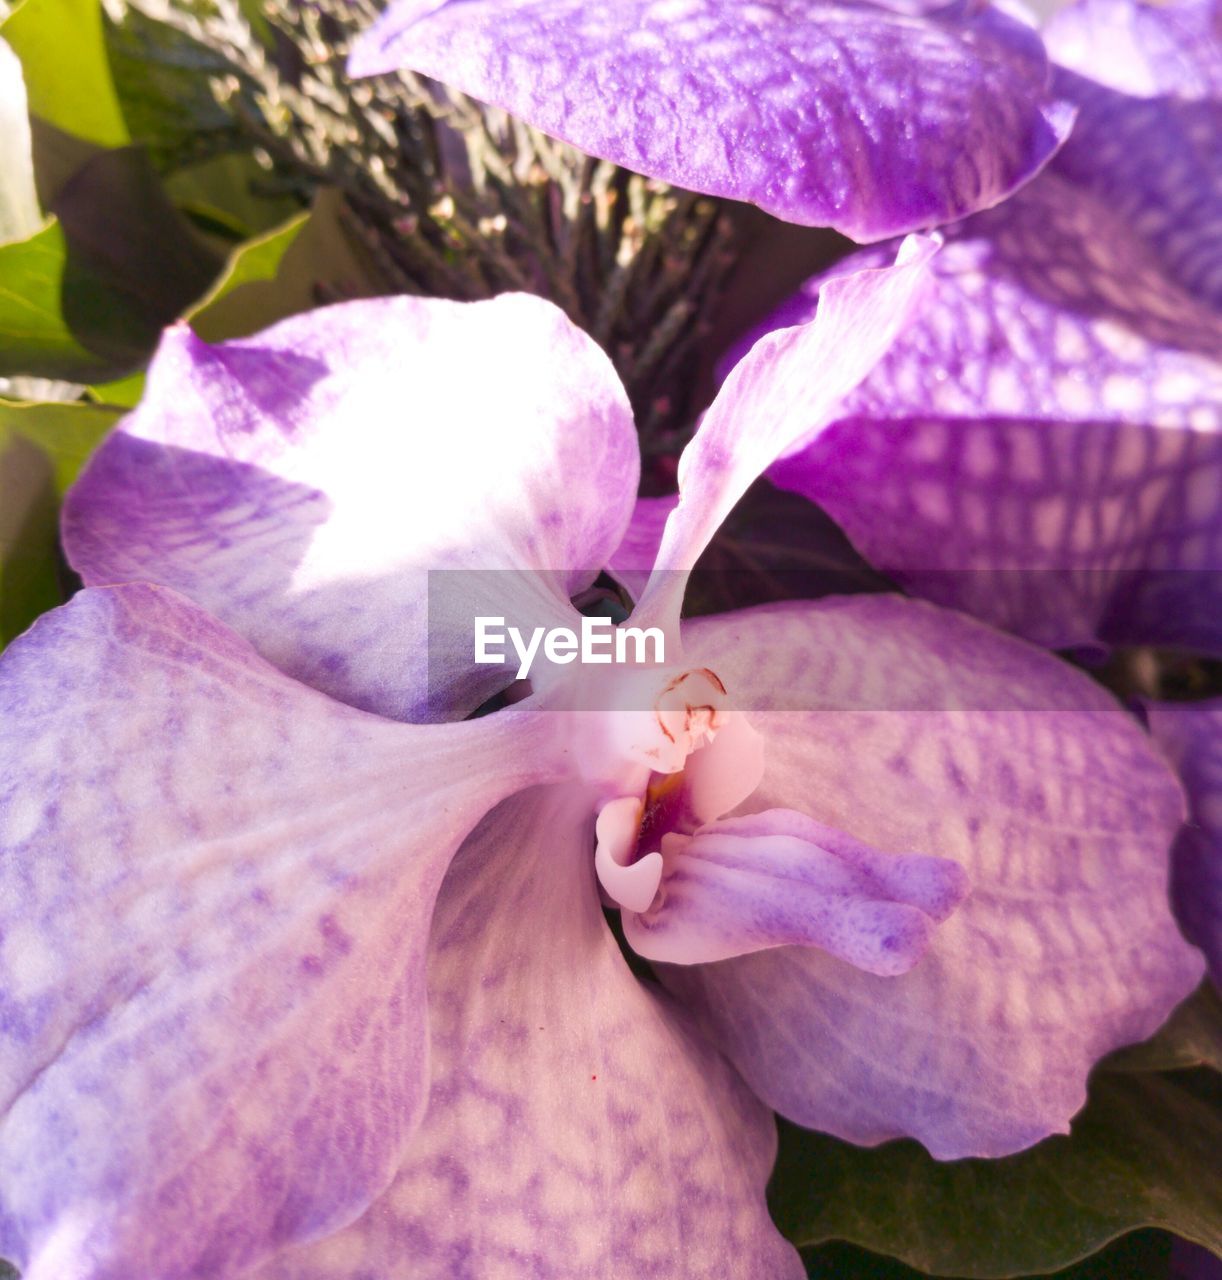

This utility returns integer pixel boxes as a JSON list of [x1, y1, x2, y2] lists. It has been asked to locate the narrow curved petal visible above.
[[624, 808, 969, 972], [634, 233, 938, 640], [63, 293, 640, 723], [0, 584, 564, 1279], [0, 38, 42, 245], [1146, 698, 1222, 986], [765, 176, 1222, 656], [256, 786, 803, 1280], [350, 0, 1073, 240], [661, 596, 1203, 1158]]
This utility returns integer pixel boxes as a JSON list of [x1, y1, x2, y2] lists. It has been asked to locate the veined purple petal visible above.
[[661, 595, 1203, 1158], [765, 174, 1222, 656], [350, 0, 1073, 241], [624, 808, 969, 971], [1046, 0, 1221, 98], [1146, 698, 1222, 987], [62, 294, 640, 723], [0, 584, 565, 1279], [255, 786, 803, 1280], [1045, 0, 1222, 311], [634, 233, 937, 640]]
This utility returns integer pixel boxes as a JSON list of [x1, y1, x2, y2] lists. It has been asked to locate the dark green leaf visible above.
[[0, 147, 221, 380], [769, 1070, 1222, 1278], [0, 221, 111, 381], [1105, 983, 1222, 1073], [0, 398, 118, 645]]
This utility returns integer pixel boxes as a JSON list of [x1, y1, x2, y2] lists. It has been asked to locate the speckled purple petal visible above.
[[624, 808, 969, 972], [350, 0, 1073, 241], [254, 786, 804, 1280], [1046, 0, 1222, 310], [635, 233, 937, 637], [1146, 698, 1222, 987], [0, 584, 564, 1279], [764, 173, 1222, 656], [62, 293, 639, 723], [661, 595, 1203, 1158]]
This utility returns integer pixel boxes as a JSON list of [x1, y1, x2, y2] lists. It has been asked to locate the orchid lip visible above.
[[592, 684, 767, 913]]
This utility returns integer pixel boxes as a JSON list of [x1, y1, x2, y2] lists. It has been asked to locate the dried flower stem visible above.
[[115, 0, 741, 439]]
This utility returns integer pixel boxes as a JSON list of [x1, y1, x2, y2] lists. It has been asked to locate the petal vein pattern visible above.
[[0, 584, 567, 1280], [254, 786, 804, 1280], [661, 597, 1204, 1158], [350, 0, 1073, 240]]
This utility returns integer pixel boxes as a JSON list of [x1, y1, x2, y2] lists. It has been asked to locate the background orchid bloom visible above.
[[0, 242, 1204, 1279], [730, 0, 1221, 660], [1146, 698, 1222, 988], [348, 0, 1074, 241]]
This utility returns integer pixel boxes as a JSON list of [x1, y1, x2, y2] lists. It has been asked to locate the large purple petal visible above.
[[765, 174, 1222, 656], [255, 786, 803, 1280], [1146, 698, 1222, 987], [634, 233, 937, 638], [350, 0, 1073, 241], [0, 584, 564, 1279], [661, 595, 1203, 1158], [62, 294, 640, 723], [1045, 0, 1222, 311]]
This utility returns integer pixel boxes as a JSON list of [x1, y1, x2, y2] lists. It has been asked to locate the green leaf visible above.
[[87, 371, 145, 410], [100, 3, 234, 170], [1105, 983, 1222, 1074], [769, 1070, 1222, 1278], [0, 147, 220, 381], [2, 0, 128, 147], [0, 220, 112, 381], [165, 154, 303, 242], [0, 397, 118, 645], [185, 210, 309, 341], [184, 190, 380, 343]]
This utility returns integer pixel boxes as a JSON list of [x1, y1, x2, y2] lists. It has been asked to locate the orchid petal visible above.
[[350, 0, 1072, 241], [624, 808, 969, 971], [0, 38, 41, 245], [634, 233, 938, 640], [765, 176, 1222, 656], [255, 787, 804, 1280], [1046, 0, 1220, 99], [606, 494, 677, 603], [1146, 698, 1222, 987], [0, 584, 564, 1279], [661, 595, 1203, 1158], [62, 293, 640, 722], [1044, 0, 1222, 312]]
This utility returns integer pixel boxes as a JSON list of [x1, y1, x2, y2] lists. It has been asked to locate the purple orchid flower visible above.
[[721, 0, 1222, 659], [0, 240, 1205, 1279], [348, 0, 1075, 241]]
